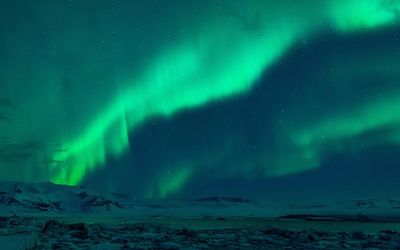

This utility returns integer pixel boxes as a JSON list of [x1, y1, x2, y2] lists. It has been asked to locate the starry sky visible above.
[[0, 0, 399, 199]]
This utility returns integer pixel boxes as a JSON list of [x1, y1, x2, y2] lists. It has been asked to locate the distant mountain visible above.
[[196, 196, 251, 203], [0, 181, 124, 214]]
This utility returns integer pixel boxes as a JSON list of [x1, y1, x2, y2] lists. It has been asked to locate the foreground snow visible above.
[[2, 216, 400, 249], [1, 182, 400, 249]]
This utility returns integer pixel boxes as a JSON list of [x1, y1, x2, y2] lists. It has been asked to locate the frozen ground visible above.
[[2, 216, 400, 249], [1, 182, 400, 249]]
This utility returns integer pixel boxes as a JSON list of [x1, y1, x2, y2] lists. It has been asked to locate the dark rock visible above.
[[8, 218, 19, 226], [355, 200, 375, 208], [379, 234, 392, 241], [68, 223, 86, 232], [82, 196, 124, 211], [0, 216, 9, 228], [197, 196, 250, 203], [380, 229, 397, 235], [51, 202, 62, 210], [338, 231, 350, 239], [364, 240, 382, 248], [160, 242, 182, 249], [3, 197, 62, 212], [278, 214, 342, 222], [307, 234, 316, 242], [90, 223, 105, 232], [296, 232, 311, 243], [78, 191, 88, 198], [353, 214, 373, 222], [134, 224, 146, 232], [36, 202, 52, 211], [352, 231, 366, 240], [262, 228, 292, 238], [3, 197, 20, 206], [0, 217, 9, 222], [307, 229, 321, 241], [42, 220, 64, 233], [51, 242, 69, 249], [70, 230, 88, 239], [177, 228, 197, 237], [314, 230, 329, 238], [111, 238, 128, 244]]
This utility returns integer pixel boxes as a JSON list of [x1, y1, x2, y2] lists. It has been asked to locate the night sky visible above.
[[0, 0, 400, 199]]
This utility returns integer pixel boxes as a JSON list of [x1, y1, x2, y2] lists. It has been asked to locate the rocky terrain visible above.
[[2, 216, 400, 249], [0, 182, 124, 213], [1, 182, 400, 249]]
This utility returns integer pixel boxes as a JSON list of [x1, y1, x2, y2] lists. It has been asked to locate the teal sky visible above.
[[0, 0, 399, 199]]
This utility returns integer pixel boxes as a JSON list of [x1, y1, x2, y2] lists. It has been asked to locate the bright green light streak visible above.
[[331, 0, 400, 31], [50, 0, 400, 196], [51, 19, 302, 186], [295, 95, 400, 148], [146, 167, 193, 199]]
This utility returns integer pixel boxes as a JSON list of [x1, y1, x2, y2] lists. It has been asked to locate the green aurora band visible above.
[[50, 0, 400, 188], [0, 0, 399, 197]]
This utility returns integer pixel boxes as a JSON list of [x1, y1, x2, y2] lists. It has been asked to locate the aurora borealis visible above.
[[0, 0, 400, 199]]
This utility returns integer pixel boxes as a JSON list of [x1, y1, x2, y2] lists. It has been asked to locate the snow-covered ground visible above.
[[0, 181, 123, 215], [1, 182, 400, 249], [1, 181, 400, 220]]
